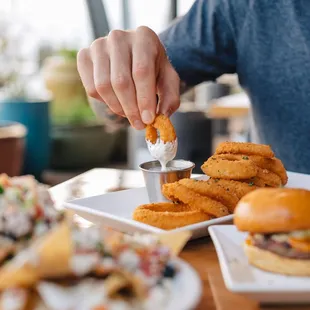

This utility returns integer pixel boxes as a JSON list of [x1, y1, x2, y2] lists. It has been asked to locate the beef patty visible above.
[[251, 234, 310, 259]]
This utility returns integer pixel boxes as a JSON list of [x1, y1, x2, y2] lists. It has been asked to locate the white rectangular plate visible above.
[[64, 171, 309, 240], [64, 174, 232, 239], [209, 225, 310, 304]]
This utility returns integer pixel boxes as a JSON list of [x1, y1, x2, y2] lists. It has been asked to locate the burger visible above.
[[234, 188, 310, 276]]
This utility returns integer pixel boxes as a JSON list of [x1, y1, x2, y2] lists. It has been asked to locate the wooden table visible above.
[[50, 168, 310, 310]]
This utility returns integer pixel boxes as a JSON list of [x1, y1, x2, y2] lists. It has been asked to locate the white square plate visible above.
[[65, 171, 310, 240], [209, 225, 310, 304]]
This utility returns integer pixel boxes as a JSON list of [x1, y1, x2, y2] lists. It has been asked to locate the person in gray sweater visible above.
[[77, 0, 310, 174]]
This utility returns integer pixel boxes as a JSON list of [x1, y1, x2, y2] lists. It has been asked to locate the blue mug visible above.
[[0, 99, 51, 180]]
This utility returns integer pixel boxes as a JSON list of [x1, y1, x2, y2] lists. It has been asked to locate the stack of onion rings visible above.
[[133, 202, 211, 230], [199, 141, 288, 206]]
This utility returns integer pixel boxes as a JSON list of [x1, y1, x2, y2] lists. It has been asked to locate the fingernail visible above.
[[133, 120, 145, 130], [141, 110, 154, 124]]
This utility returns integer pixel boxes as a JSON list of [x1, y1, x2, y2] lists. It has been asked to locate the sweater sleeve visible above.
[[159, 0, 237, 88]]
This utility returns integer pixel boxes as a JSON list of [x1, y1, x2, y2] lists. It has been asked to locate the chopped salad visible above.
[[0, 174, 63, 261]]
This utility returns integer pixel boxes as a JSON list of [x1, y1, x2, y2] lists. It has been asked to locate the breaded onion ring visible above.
[[162, 183, 229, 218], [201, 155, 258, 180], [178, 178, 239, 213], [249, 156, 287, 185], [216, 154, 288, 185], [243, 177, 266, 188], [133, 202, 211, 230], [208, 178, 258, 199], [145, 114, 176, 144], [255, 167, 282, 187], [215, 142, 274, 158]]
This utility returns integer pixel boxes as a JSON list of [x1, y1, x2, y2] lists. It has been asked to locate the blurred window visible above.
[[0, 0, 195, 50]]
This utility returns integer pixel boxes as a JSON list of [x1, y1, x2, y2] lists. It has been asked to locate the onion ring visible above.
[[162, 183, 229, 217], [208, 178, 258, 199], [243, 177, 266, 188], [254, 167, 282, 187], [201, 155, 258, 180], [178, 178, 239, 213], [133, 202, 211, 230], [145, 114, 176, 144], [215, 142, 274, 158], [249, 156, 287, 185], [145, 114, 177, 168], [216, 154, 287, 185]]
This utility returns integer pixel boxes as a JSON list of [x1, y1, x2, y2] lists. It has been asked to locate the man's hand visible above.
[[77, 26, 180, 130]]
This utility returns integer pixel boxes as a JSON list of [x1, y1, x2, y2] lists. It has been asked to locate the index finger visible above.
[[132, 27, 158, 124]]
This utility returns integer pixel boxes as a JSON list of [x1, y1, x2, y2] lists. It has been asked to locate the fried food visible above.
[[178, 178, 239, 213], [250, 156, 287, 185], [162, 183, 229, 217], [133, 202, 211, 230], [215, 142, 274, 158], [134, 141, 287, 231], [208, 178, 258, 199], [145, 114, 177, 169], [255, 167, 282, 187], [145, 114, 176, 144], [216, 154, 288, 185], [243, 177, 266, 188], [201, 155, 258, 180], [202, 142, 287, 191]]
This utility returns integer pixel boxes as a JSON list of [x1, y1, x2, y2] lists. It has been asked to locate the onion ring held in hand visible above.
[[215, 154, 288, 185], [145, 114, 176, 143], [145, 114, 177, 169], [162, 183, 229, 217], [178, 178, 239, 213], [201, 155, 258, 180], [208, 178, 258, 199], [215, 142, 274, 158], [133, 202, 211, 230]]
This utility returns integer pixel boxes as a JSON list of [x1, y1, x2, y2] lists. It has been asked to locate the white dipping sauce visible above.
[[146, 138, 177, 170], [1, 289, 28, 310]]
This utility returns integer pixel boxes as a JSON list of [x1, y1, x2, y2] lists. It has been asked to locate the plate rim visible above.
[[65, 198, 233, 234], [208, 225, 310, 293], [63, 170, 304, 235], [168, 257, 202, 310]]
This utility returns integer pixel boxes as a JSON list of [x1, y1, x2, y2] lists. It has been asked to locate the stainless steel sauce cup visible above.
[[139, 159, 195, 203]]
